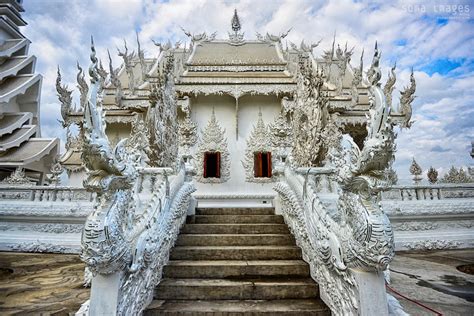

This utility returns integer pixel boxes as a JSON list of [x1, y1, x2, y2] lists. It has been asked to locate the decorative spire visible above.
[[56, 66, 73, 127], [228, 9, 244, 45], [383, 62, 397, 110], [399, 69, 416, 128], [89, 36, 98, 84], [231, 9, 241, 32], [367, 41, 381, 86]]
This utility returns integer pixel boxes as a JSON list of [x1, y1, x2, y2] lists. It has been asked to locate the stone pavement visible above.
[[389, 250, 474, 315], [0, 252, 89, 315], [0, 250, 473, 315]]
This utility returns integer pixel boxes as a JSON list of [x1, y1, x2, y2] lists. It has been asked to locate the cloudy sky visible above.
[[22, 0, 473, 183]]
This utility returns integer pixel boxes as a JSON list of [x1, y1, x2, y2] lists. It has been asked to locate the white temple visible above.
[[0, 4, 473, 316], [61, 9, 413, 197]]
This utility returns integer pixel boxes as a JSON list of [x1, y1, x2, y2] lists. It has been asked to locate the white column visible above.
[[89, 272, 122, 316], [353, 269, 389, 316]]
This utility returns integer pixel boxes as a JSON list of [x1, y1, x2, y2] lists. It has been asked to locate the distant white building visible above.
[[0, 0, 58, 184]]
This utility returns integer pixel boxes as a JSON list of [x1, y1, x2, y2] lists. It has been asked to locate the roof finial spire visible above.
[[228, 9, 244, 44], [231, 9, 241, 33]]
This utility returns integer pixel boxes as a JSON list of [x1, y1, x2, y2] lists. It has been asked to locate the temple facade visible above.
[[0, 0, 58, 184], [61, 10, 412, 198]]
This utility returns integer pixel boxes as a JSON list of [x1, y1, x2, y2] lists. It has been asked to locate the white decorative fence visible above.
[[382, 183, 474, 251]]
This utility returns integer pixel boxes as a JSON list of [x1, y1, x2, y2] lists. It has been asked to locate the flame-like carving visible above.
[[383, 63, 397, 110], [79, 37, 194, 315], [399, 70, 416, 128], [117, 39, 136, 95], [55, 66, 73, 128], [76, 62, 89, 110]]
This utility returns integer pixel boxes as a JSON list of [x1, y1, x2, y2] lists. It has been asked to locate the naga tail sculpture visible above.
[[275, 41, 412, 315], [81, 36, 137, 274], [76, 36, 195, 316], [331, 42, 396, 272]]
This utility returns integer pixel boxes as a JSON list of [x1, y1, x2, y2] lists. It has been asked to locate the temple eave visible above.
[[0, 138, 59, 168]]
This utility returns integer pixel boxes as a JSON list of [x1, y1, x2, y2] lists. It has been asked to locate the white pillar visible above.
[[352, 269, 389, 316], [89, 272, 122, 316]]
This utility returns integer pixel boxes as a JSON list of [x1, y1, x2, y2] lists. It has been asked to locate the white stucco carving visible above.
[[242, 110, 275, 183], [194, 108, 231, 183]]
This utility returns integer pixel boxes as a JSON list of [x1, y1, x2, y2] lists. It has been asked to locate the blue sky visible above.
[[23, 0, 473, 183]]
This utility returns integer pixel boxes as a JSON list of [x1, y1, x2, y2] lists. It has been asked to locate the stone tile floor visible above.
[[0, 252, 89, 315], [0, 250, 473, 315]]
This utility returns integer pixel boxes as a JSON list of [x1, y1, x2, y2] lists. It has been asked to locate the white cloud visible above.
[[22, 0, 473, 183]]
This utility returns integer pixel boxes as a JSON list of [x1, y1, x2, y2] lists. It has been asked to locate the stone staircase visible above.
[[145, 207, 330, 315]]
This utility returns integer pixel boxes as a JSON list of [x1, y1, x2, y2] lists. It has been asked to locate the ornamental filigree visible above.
[[178, 112, 197, 155], [136, 32, 148, 84], [107, 50, 123, 107], [383, 64, 396, 110], [76, 62, 89, 110], [274, 42, 403, 315], [77, 38, 196, 316], [181, 27, 216, 44], [399, 70, 416, 128], [48, 156, 64, 185], [291, 53, 331, 167], [242, 110, 274, 183], [351, 51, 363, 107], [269, 111, 292, 158], [228, 9, 245, 45], [194, 109, 230, 183], [118, 40, 136, 95], [289, 39, 321, 53], [56, 66, 73, 128], [0, 167, 34, 186], [256, 28, 291, 44], [145, 54, 179, 168]]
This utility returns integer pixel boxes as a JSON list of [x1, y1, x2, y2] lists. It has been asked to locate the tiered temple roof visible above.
[[0, 0, 58, 183], [61, 10, 414, 174]]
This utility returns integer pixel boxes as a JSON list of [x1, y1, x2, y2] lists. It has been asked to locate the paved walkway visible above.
[[0, 250, 473, 315], [0, 252, 89, 315], [389, 250, 474, 315]]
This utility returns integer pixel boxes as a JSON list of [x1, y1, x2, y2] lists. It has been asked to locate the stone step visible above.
[[187, 214, 284, 224], [154, 278, 319, 300], [196, 208, 275, 215], [169, 246, 301, 260], [181, 224, 289, 234], [145, 299, 330, 315], [176, 234, 295, 246], [163, 260, 310, 279]]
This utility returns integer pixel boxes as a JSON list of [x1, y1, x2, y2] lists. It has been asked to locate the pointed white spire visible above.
[[231, 9, 241, 33]]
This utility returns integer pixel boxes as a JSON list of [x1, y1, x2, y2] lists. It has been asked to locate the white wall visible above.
[[190, 94, 281, 196]]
